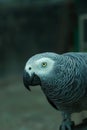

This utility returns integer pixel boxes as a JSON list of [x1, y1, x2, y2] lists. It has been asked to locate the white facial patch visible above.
[[25, 57, 55, 76]]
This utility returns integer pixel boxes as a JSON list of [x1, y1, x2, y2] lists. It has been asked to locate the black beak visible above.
[[23, 70, 41, 91], [23, 71, 31, 91]]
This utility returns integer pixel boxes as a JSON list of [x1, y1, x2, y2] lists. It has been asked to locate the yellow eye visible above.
[[42, 62, 47, 67]]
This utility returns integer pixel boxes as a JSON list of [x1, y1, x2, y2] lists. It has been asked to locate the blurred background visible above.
[[0, 0, 87, 130]]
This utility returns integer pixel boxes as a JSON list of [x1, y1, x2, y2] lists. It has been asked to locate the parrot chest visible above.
[[48, 96, 83, 113], [41, 85, 86, 113], [41, 86, 71, 111]]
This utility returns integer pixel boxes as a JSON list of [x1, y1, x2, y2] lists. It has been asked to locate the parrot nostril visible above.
[[29, 67, 32, 70]]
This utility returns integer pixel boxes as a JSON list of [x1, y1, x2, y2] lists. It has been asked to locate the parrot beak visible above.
[[23, 70, 41, 91], [23, 71, 31, 91]]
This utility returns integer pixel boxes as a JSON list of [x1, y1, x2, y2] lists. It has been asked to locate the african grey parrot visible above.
[[23, 52, 87, 130]]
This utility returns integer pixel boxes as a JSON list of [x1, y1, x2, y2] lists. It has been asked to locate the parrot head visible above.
[[23, 52, 58, 91]]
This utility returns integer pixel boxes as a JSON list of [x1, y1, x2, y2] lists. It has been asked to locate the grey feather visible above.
[[23, 52, 87, 130]]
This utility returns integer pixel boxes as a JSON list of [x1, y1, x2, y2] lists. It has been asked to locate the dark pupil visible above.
[[43, 62, 46, 66]]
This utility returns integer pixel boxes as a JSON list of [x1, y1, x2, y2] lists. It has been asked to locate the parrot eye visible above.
[[41, 62, 47, 67]]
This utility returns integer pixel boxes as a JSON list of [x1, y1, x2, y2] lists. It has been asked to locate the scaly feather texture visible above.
[[23, 52, 87, 130]]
